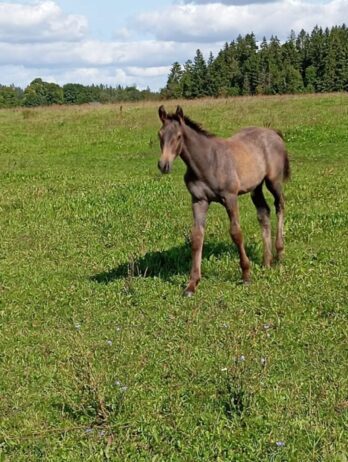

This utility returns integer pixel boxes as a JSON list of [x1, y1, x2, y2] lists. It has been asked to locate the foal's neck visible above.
[[180, 125, 212, 177]]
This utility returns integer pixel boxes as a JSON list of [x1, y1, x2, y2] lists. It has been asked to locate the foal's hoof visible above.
[[242, 270, 251, 285], [276, 252, 284, 262], [184, 281, 197, 297], [263, 260, 272, 269], [242, 277, 251, 285]]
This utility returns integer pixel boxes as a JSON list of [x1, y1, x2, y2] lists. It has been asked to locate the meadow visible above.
[[0, 94, 347, 461]]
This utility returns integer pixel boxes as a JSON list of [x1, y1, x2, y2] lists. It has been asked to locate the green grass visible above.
[[0, 94, 347, 461]]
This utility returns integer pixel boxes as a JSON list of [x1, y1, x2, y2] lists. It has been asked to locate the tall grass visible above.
[[0, 93, 347, 461]]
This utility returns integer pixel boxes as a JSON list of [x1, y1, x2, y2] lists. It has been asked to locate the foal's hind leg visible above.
[[266, 179, 285, 260], [225, 194, 251, 282], [251, 183, 272, 267]]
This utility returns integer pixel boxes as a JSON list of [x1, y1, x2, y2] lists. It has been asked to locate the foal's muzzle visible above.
[[158, 160, 171, 174]]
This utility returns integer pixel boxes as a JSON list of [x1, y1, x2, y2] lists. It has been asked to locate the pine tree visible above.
[[308, 26, 327, 91], [164, 62, 183, 99], [181, 60, 194, 99], [205, 52, 218, 97], [280, 32, 303, 93], [191, 49, 208, 98], [209, 47, 230, 96], [268, 36, 284, 93], [257, 37, 271, 94], [235, 34, 259, 94]]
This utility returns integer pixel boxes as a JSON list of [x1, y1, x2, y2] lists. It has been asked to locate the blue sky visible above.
[[57, 0, 170, 39], [0, 0, 347, 90]]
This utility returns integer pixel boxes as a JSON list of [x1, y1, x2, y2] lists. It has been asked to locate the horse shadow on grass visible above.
[[91, 241, 259, 284]]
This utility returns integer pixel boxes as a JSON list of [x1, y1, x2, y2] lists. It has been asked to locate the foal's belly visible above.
[[231, 145, 267, 194], [237, 173, 265, 194]]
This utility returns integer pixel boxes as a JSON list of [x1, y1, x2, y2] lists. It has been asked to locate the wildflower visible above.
[[276, 441, 285, 447], [106, 340, 112, 346], [238, 355, 246, 362], [114, 380, 127, 392]]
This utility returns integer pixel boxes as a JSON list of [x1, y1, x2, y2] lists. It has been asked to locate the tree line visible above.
[[0, 79, 158, 109], [162, 25, 348, 99], [1, 25, 347, 108]]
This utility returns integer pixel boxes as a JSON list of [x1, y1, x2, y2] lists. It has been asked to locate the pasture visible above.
[[0, 94, 347, 461]]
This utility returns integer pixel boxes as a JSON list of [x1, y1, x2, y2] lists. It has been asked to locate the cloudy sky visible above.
[[1, 0, 347, 90]]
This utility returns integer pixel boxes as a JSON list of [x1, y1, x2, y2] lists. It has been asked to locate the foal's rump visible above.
[[228, 127, 289, 192]]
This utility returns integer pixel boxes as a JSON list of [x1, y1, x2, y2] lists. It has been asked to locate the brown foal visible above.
[[157, 105, 290, 296]]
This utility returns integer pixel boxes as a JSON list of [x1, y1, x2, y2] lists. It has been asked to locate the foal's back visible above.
[[226, 127, 286, 194]]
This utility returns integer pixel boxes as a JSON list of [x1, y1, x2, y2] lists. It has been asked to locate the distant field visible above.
[[0, 94, 347, 461]]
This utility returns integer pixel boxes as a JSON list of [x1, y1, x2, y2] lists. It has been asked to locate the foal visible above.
[[157, 105, 290, 296]]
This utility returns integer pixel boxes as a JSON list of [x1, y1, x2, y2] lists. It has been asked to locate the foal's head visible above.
[[157, 105, 184, 174]]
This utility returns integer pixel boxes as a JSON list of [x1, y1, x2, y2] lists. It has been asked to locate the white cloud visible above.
[[0, 0, 87, 43], [134, 0, 348, 42], [0, 64, 170, 90], [1, 0, 347, 90], [126, 66, 171, 78], [0, 39, 222, 68], [181, 0, 277, 3], [112, 27, 133, 41]]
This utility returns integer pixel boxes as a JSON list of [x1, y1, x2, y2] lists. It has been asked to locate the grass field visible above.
[[0, 94, 347, 461]]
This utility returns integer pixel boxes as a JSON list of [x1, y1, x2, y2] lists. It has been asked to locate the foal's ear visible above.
[[176, 105, 184, 122], [158, 105, 167, 123]]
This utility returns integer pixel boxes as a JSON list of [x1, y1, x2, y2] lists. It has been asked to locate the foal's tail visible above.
[[273, 129, 291, 182], [283, 151, 291, 181]]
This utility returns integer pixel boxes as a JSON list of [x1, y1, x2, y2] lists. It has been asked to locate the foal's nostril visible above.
[[158, 160, 171, 174]]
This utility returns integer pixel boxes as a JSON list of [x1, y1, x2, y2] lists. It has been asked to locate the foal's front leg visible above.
[[184, 199, 209, 296], [225, 194, 251, 283]]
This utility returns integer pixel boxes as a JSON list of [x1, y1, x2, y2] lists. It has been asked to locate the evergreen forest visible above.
[[162, 25, 348, 98]]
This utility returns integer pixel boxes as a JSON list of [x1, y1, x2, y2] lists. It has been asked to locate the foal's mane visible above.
[[167, 113, 215, 138]]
